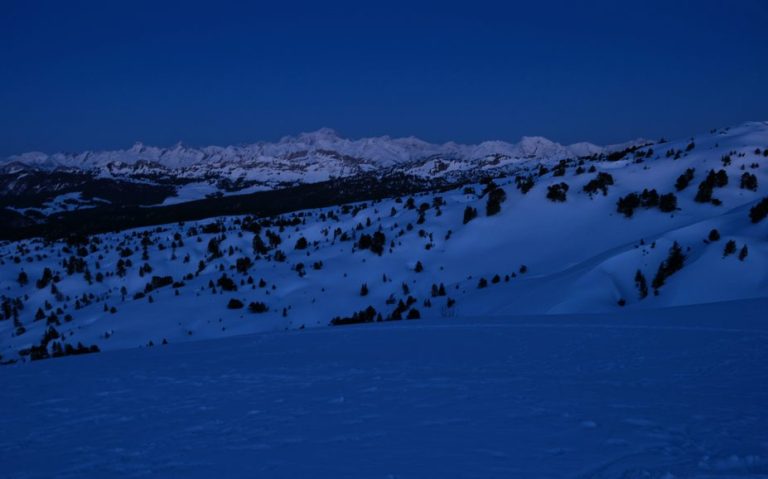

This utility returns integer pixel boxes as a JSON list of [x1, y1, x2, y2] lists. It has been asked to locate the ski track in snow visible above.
[[1, 300, 767, 478]]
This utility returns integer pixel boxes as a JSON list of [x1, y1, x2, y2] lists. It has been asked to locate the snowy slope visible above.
[[1, 299, 767, 478], [0, 121, 766, 362]]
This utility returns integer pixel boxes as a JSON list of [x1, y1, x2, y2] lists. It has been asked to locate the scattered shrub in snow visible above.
[[360, 283, 369, 296], [749, 197, 768, 223], [227, 299, 244, 309], [406, 308, 421, 320], [651, 241, 685, 293], [708, 229, 720, 242], [414, 261, 423, 273], [477, 278, 488, 289], [546, 183, 569, 202]]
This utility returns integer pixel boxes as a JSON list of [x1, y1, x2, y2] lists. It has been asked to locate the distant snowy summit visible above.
[[0, 127, 652, 211], [1, 122, 765, 216], [3, 128, 612, 173]]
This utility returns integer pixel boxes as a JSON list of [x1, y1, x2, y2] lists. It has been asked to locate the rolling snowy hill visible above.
[[0, 121, 767, 363]]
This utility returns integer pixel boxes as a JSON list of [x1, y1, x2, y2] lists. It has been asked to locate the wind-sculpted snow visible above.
[[1, 300, 767, 478]]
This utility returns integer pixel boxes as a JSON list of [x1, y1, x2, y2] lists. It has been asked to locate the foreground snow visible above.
[[2, 298, 767, 478]]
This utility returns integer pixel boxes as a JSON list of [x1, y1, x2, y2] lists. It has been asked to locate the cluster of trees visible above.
[[582, 172, 615, 196], [331, 290, 433, 325], [485, 184, 507, 216], [358, 231, 386, 255], [330, 306, 380, 326], [723, 240, 749, 261], [675, 168, 696, 191], [26, 326, 99, 361], [694, 170, 728, 204], [515, 175, 535, 194], [634, 270, 649, 299], [651, 242, 685, 293], [144, 275, 173, 293], [740, 172, 759, 191], [546, 183, 569, 202], [616, 189, 677, 217]]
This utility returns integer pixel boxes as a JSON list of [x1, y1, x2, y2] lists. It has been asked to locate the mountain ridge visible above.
[[2, 128, 633, 171]]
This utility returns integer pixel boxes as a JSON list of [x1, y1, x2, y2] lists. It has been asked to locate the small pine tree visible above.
[[749, 197, 768, 223], [463, 206, 478, 224], [738, 245, 749, 261], [634, 270, 648, 299], [294, 237, 308, 250], [723, 240, 737, 257]]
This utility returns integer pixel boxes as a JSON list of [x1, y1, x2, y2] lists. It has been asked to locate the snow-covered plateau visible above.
[[1, 121, 767, 477]]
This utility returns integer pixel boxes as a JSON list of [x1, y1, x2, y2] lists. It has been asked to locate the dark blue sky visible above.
[[1, 1, 767, 156]]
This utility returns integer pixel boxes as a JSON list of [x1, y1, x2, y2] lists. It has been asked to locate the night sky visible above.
[[1, 0, 767, 156]]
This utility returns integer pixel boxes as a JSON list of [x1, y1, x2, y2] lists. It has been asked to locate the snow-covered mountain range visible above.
[[1, 128, 645, 211], [1, 121, 767, 364], [2, 127, 610, 174]]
